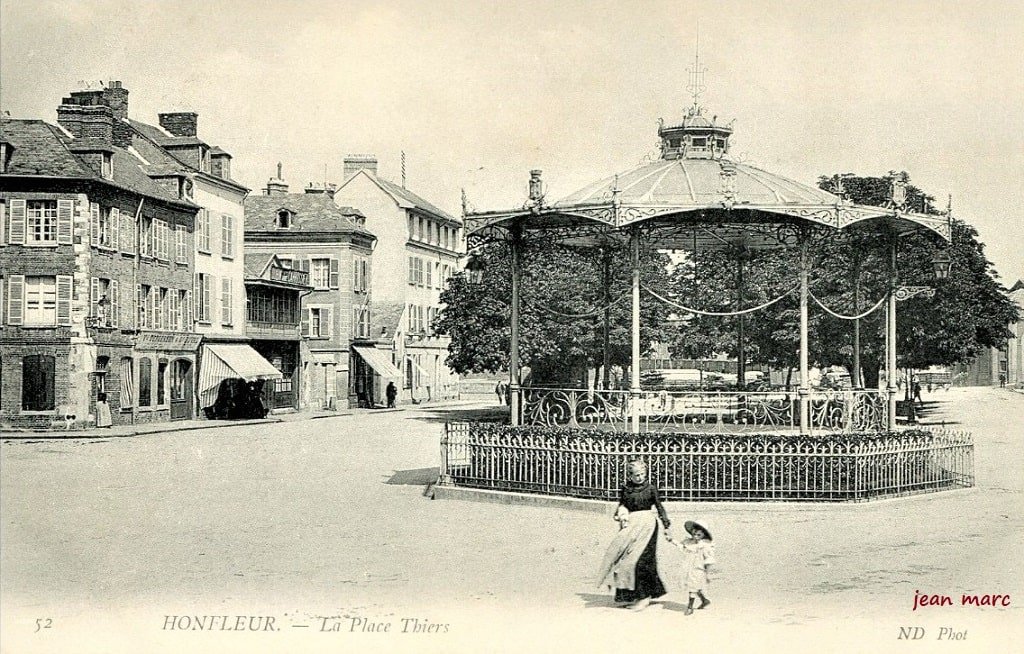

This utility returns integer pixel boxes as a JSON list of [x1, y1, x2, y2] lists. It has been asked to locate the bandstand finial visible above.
[[686, 22, 707, 115]]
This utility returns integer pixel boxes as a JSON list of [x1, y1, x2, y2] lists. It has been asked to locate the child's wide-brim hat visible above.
[[684, 520, 712, 541]]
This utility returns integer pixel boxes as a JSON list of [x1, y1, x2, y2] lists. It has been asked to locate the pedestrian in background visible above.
[[913, 380, 924, 407], [386, 381, 398, 408], [495, 380, 507, 406]]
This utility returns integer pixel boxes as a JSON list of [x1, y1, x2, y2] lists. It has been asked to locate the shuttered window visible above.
[[121, 208, 135, 255], [221, 214, 234, 258], [221, 277, 232, 326]]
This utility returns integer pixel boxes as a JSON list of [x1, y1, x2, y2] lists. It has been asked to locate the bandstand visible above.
[[440, 97, 973, 502]]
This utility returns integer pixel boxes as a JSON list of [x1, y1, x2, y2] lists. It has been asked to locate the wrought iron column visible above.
[[798, 236, 810, 435], [737, 256, 746, 390], [886, 236, 898, 431], [602, 246, 611, 391], [630, 228, 641, 434], [509, 225, 522, 426], [852, 273, 861, 388]]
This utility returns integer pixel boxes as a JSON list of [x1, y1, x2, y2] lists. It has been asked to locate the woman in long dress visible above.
[[597, 460, 673, 611]]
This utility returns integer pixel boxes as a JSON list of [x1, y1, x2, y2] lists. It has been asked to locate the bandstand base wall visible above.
[[439, 423, 974, 503]]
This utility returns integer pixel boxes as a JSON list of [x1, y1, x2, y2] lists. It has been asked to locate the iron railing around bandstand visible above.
[[517, 387, 888, 434], [439, 422, 974, 502]]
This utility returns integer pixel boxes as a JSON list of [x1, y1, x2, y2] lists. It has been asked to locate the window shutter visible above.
[[408, 256, 415, 285], [90, 202, 100, 246], [109, 280, 119, 328], [353, 258, 360, 291], [301, 309, 310, 338], [148, 287, 156, 330], [57, 199, 74, 244], [121, 210, 134, 254], [121, 280, 132, 329], [300, 258, 310, 273], [204, 275, 212, 322], [136, 284, 143, 328], [57, 275, 73, 326], [329, 258, 339, 289], [91, 277, 100, 317], [193, 274, 200, 321], [361, 260, 368, 291], [183, 290, 192, 328], [323, 306, 332, 338], [221, 277, 231, 325], [9, 199, 26, 244], [110, 207, 120, 251], [7, 275, 24, 325]]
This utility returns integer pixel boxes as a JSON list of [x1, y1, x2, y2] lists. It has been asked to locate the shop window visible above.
[[22, 354, 55, 411]]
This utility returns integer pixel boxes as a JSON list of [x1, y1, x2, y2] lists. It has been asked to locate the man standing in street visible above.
[[386, 381, 398, 409]]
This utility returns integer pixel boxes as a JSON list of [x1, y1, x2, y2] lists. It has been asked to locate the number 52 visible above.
[[35, 618, 52, 632]]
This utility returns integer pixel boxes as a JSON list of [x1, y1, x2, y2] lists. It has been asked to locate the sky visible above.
[[2, 0, 1022, 283]]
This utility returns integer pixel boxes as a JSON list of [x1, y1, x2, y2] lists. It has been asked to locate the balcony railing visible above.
[[246, 320, 301, 340], [516, 387, 889, 434]]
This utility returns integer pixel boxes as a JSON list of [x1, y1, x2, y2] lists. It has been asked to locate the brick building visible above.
[[244, 168, 378, 410], [1, 103, 198, 428], [50, 81, 281, 418], [333, 156, 463, 405]]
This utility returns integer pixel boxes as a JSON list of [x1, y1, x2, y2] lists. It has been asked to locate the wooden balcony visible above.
[[246, 320, 301, 341]]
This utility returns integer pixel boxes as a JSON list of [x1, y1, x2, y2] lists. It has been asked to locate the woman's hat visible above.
[[684, 520, 712, 541]]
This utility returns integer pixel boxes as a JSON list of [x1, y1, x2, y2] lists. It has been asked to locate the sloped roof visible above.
[[244, 193, 373, 237], [1, 118, 192, 206], [370, 301, 407, 340], [374, 175, 458, 223], [128, 118, 247, 191], [0, 119, 94, 177], [128, 119, 206, 148], [244, 253, 273, 278]]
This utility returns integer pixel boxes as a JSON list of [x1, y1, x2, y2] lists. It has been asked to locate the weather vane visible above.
[[686, 22, 707, 115]]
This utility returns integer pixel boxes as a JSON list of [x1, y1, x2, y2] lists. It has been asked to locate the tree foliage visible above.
[[434, 239, 671, 385], [663, 172, 1018, 382]]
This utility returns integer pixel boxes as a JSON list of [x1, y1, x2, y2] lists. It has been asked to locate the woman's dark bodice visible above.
[[619, 482, 671, 527]]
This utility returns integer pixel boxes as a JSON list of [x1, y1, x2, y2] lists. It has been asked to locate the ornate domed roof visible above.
[[555, 157, 837, 208]]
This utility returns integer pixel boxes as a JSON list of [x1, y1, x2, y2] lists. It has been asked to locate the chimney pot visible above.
[[343, 155, 378, 180], [158, 112, 198, 137]]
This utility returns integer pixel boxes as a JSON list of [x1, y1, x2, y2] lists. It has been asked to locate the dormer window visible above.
[[277, 210, 292, 229], [669, 139, 681, 148], [716, 139, 726, 150], [692, 137, 707, 148], [101, 152, 113, 179], [0, 142, 10, 173]]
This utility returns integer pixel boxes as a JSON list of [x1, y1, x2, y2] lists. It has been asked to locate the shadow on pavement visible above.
[[385, 467, 439, 485], [410, 406, 510, 424]]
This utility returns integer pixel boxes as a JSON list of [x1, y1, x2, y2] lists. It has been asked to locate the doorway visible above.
[[170, 359, 193, 420]]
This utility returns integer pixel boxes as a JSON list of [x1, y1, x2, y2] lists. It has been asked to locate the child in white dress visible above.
[[668, 520, 715, 615]]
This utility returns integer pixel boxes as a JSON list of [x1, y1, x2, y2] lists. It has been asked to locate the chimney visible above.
[[265, 162, 289, 196], [103, 81, 129, 120], [304, 182, 337, 199], [57, 102, 114, 142], [343, 155, 377, 180], [158, 112, 198, 137]]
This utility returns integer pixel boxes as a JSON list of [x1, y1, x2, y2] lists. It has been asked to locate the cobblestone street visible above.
[[2, 388, 1022, 653]]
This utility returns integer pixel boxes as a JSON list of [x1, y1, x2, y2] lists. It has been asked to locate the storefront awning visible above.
[[200, 343, 282, 408], [353, 345, 403, 380]]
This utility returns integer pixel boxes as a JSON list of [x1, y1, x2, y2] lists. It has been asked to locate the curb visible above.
[[431, 484, 980, 513], [431, 485, 614, 514]]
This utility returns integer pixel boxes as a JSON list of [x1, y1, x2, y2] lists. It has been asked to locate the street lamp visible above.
[[932, 249, 952, 280]]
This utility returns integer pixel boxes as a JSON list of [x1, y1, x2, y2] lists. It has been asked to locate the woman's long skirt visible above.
[[596, 510, 668, 602]]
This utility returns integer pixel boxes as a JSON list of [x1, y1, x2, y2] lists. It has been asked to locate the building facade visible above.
[[951, 282, 1024, 387], [1, 104, 199, 429], [245, 169, 376, 410], [244, 254, 311, 411], [333, 156, 463, 405]]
